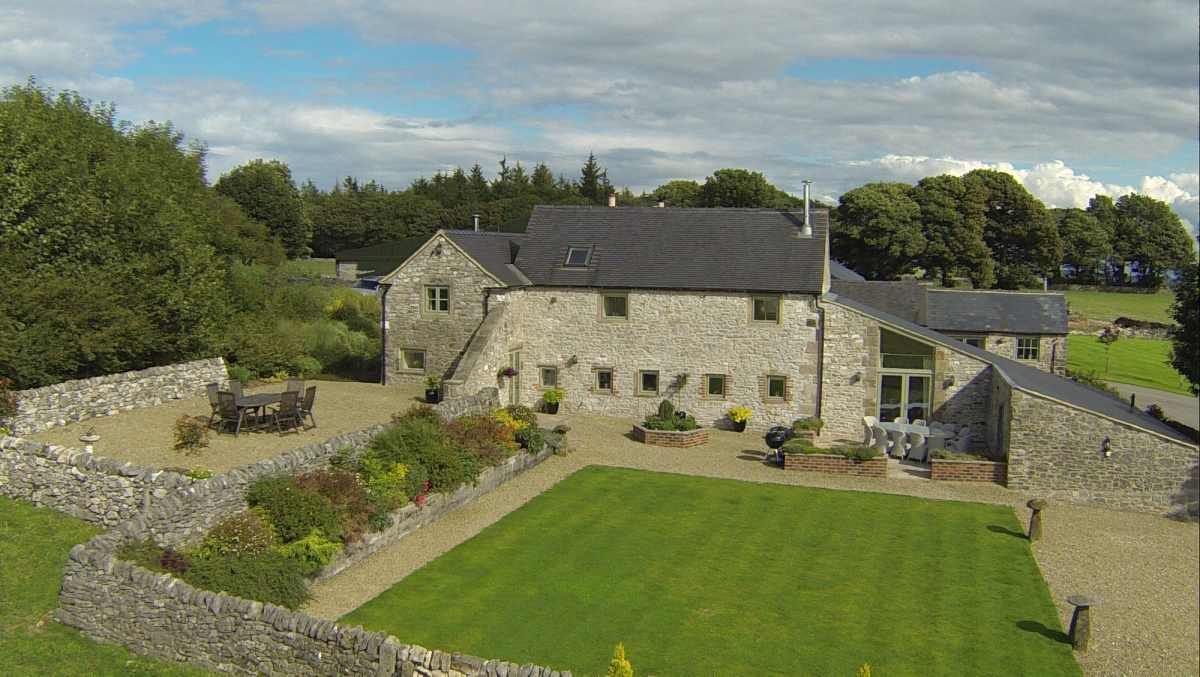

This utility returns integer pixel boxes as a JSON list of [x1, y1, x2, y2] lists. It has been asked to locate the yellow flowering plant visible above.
[[728, 406, 753, 423]]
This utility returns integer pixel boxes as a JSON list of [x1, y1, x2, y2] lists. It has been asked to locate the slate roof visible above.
[[515, 206, 830, 293], [830, 281, 1068, 335], [824, 293, 1194, 445], [927, 289, 1068, 335], [829, 260, 865, 282], [443, 231, 526, 287]]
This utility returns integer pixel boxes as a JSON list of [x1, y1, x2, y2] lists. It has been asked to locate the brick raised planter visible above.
[[930, 459, 1008, 485], [783, 453, 887, 477], [632, 424, 709, 448]]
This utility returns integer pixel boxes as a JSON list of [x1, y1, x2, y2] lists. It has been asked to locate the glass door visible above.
[[508, 350, 521, 405], [878, 373, 930, 422]]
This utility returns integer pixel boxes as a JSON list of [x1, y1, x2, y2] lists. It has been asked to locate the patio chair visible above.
[[956, 426, 973, 440], [895, 416, 910, 425], [952, 433, 973, 454], [913, 418, 927, 427], [268, 390, 302, 435], [941, 423, 957, 434], [929, 421, 944, 430], [888, 429, 909, 458], [287, 378, 305, 393], [871, 427, 891, 457], [206, 383, 221, 426], [861, 415, 879, 445], [214, 391, 249, 437], [906, 432, 928, 463], [229, 379, 245, 401], [298, 386, 317, 429]]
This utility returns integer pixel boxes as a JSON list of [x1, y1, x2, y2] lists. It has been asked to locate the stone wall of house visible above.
[[383, 233, 505, 386], [819, 301, 994, 448], [1005, 388, 1200, 515], [472, 288, 823, 429], [819, 303, 879, 442], [432, 387, 501, 420], [7, 358, 229, 435], [987, 374, 1013, 458], [983, 335, 1066, 375]]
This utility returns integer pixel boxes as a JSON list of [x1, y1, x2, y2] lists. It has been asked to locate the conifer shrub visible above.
[[607, 643, 634, 677], [274, 528, 343, 574], [185, 550, 311, 610]]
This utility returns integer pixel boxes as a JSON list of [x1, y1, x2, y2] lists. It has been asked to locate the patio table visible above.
[[879, 421, 952, 449], [236, 392, 282, 431]]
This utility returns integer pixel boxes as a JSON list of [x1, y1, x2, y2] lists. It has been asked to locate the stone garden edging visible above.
[[631, 424, 709, 448], [8, 358, 229, 436], [782, 453, 888, 477], [930, 459, 1009, 485]]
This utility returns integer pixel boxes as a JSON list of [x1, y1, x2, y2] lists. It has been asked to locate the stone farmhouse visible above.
[[376, 205, 1197, 514]]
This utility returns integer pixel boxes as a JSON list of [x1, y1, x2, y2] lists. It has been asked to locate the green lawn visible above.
[[287, 258, 336, 276], [1063, 290, 1175, 324], [1067, 335, 1190, 394], [0, 496, 209, 676], [342, 467, 1080, 677]]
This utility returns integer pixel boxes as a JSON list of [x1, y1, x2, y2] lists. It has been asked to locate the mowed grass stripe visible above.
[[342, 466, 1079, 676], [1067, 335, 1190, 394]]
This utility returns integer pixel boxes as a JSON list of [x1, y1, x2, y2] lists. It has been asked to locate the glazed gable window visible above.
[[751, 296, 780, 323], [601, 293, 628, 320], [1017, 337, 1040, 361], [425, 286, 450, 313]]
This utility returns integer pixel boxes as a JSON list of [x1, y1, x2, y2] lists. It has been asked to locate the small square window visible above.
[[540, 366, 558, 389], [401, 349, 426, 371], [596, 369, 613, 392], [752, 296, 780, 323], [1017, 338, 1040, 361], [638, 371, 659, 395], [565, 247, 592, 267], [705, 374, 726, 398], [602, 294, 628, 319], [766, 376, 787, 400], [425, 286, 450, 313]]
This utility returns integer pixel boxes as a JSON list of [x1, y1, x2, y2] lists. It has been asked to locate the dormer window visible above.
[[564, 246, 592, 267]]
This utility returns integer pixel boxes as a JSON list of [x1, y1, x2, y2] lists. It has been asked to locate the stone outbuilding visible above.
[[376, 204, 1197, 515]]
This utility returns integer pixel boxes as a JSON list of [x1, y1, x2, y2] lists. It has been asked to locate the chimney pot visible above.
[[801, 181, 812, 236], [608, 193, 617, 208], [472, 213, 480, 232]]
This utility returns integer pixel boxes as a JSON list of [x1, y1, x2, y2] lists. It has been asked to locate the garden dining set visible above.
[[862, 416, 974, 463], [205, 379, 317, 437]]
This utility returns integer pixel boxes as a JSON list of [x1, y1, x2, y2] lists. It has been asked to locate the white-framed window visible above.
[[595, 368, 613, 392], [1017, 337, 1040, 361], [751, 295, 781, 323], [601, 293, 628, 320], [638, 370, 659, 395], [425, 286, 450, 313], [766, 376, 787, 401], [539, 366, 558, 389], [564, 247, 593, 267], [705, 374, 727, 399], [400, 349, 426, 371]]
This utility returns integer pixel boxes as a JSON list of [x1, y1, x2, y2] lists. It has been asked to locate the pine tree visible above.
[[606, 643, 633, 677]]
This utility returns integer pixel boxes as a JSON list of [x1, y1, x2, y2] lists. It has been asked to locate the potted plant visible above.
[[542, 388, 565, 415], [423, 375, 442, 404], [728, 406, 753, 433], [791, 416, 824, 442]]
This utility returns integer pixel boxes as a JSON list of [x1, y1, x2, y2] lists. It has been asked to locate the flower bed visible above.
[[930, 459, 1008, 485], [632, 424, 709, 448], [783, 453, 887, 477]]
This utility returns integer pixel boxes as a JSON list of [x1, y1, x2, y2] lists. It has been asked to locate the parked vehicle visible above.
[[350, 276, 383, 295]]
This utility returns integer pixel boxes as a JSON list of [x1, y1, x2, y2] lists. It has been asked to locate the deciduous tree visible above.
[[831, 182, 926, 280], [911, 174, 994, 288], [215, 159, 312, 258], [964, 169, 1061, 289], [1169, 241, 1199, 394]]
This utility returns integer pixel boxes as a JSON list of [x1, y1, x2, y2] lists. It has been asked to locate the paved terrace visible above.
[[306, 413, 1199, 677]]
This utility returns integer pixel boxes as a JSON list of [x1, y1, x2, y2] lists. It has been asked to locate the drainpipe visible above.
[[379, 283, 390, 385], [815, 302, 825, 419]]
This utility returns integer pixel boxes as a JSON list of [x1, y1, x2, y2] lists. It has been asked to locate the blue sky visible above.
[[1, 1, 1197, 230]]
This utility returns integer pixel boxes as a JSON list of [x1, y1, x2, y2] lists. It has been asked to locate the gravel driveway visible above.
[[306, 413, 1199, 677]]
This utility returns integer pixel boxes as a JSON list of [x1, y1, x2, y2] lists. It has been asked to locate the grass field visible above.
[[1067, 335, 1190, 395], [343, 467, 1080, 677], [1063, 290, 1175, 324], [287, 258, 336, 277], [0, 496, 208, 676]]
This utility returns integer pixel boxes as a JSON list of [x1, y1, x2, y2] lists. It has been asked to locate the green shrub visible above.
[[792, 417, 825, 432], [360, 458, 411, 509], [656, 399, 675, 420], [780, 437, 816, 454], [223, 319, 308, 379], [245, 476, 343, 544], [367, 412, 480, 493], [274, 527, 343, 574], [542, 388, 565, 405], [447, 415, 518, 466], [514, 426, 545, 454], [834, 445, 881, 461], [183, 467, 214, 480], [294, 468, 382, 543], [226, 363, 255, 384], [184, 550, 312, 609], [503, 404, 539, 430], [1066, 368, 1122, 396], [930, 449, 989, 462], [0, 377, 18, 423], [642, 412, 699, 431], [197, 510, 277, 559], [172, 414, 210, 456], [116, 538, 168, 573]]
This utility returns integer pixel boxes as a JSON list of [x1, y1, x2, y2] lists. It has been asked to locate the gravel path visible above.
[[304, 413, 1200, 676]]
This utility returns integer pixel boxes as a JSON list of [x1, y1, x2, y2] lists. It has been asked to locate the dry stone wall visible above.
[[1005, 388, 1199, 515], [8, 358, 229, 435]]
